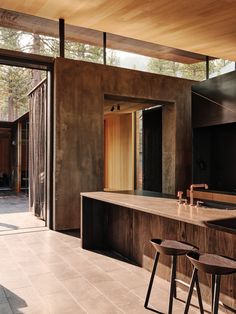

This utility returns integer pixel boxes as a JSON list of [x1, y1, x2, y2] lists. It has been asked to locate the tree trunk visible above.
[[8, 94, 14, 121], [32, 34, 41, 86]]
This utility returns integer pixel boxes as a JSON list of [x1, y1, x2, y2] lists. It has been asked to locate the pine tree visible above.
[[65, 41, 103, 63], [0, 28, 32, 120], [0, 26, 119, 121], [147, 57, 231, 81], [107, 50, 120, 66], [147, 58, 183, 78]]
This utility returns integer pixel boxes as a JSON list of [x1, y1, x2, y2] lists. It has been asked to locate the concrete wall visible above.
[[54, 57, 194, 230]]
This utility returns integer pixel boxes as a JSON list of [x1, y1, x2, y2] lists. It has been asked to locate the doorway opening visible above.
[[142, 107, 162, 192], [103, 94, 167, 194], [0, 61, 52, 233]]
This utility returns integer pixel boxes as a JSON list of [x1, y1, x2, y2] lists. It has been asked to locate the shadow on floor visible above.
[[60, 229, 140, 266], [60, 229, 80, 238], [0, 222, 18, 231], [0, 286, 27, 314]]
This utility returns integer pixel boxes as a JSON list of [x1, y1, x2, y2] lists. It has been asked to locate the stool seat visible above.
[[145, 238, 202, 314], [186, 251, 236, 275], [184, 251, 236, 314], [151, 238, 197, 256]]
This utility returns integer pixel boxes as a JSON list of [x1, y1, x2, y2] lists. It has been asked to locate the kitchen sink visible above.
[[198, 200, 236, 210], [205, 217, 236, 234]]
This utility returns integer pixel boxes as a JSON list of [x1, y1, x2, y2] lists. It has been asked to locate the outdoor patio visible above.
[[0, 192, 45, 234]]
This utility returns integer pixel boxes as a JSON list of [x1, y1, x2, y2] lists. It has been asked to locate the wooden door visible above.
[[104, 113, 134, 191]]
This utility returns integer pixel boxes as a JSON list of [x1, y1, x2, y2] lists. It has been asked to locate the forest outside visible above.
[[0, 26, 121, 121], [0, 26, 233, 121]]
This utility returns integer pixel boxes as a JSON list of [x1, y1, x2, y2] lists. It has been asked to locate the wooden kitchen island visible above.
[[81, 191, 236, 308]]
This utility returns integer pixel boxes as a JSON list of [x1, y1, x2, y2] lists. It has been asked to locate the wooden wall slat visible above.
[[29, 81, 46, 219], [104, 113, 134, 191]]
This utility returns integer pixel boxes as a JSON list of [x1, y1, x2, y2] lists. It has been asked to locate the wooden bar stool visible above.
[[144, 238, 203, 314], [184, 251, 236, 314]]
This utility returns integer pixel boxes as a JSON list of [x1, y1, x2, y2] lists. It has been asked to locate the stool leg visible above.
[[195, 273, 204, 314], [168, 255, 177, 314], [144, 251, 160, 308], [211, 274, 216, 310], [172, 255, 177, 299], [212, 275, 221, 314], [184, 267, 198, 314]]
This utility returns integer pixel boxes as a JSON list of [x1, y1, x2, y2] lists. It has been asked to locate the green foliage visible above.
[[0, 27, 21, 50], [0, 26, 120, 121], [147, 58, 231, 81], [0, 65, 31, 120], [0, 25, 232, 121], [107, 50, 120, 66], [147, 59, 182, 77], [0, 28, 32, 121], [65, 41, 103, 63]]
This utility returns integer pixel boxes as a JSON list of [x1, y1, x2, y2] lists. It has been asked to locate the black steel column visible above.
[[206, 55, 209, 79], [59, 18, 65, 58], [103, 32, 107, 65]]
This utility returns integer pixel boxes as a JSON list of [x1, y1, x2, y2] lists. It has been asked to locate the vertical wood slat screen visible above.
[[104, 114, 134, 191], [29, 81, 47, 219]]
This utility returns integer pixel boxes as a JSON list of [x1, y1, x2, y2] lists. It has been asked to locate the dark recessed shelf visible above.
[[205, 217, 236, 234]]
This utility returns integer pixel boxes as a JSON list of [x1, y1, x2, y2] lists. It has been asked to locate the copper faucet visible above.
[[177, 191, 188, 205], [177, 191, 183, 203], [190, 184, 208, 206]]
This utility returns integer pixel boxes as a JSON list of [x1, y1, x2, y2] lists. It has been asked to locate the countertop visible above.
[[81, 191, 236, 228]]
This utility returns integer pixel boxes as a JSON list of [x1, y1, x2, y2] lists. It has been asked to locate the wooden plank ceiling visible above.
[[0, 9, 209, 63], [0, 1, 236, 61]]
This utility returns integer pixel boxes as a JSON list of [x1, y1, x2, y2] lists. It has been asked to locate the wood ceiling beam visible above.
[[0, 47, 54, 70]]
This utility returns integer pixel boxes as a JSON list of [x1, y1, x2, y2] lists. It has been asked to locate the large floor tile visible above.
[[43, 291, 85, 314], [47, 262, 81, 281], [0, 220, 229, 314], [29, 273, 65, 296]]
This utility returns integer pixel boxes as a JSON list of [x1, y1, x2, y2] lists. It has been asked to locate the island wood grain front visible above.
[[81, 192, 236, 309]]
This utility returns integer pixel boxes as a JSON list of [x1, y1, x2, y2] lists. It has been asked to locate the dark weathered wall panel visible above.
[[192, 93, 236, 128], [54, 59, 104, 230], [54, 58, 194, 229]]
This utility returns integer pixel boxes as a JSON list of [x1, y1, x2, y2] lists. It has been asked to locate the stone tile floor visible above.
[[0, 192, 45, 233], [0, 228, 231, 314]]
